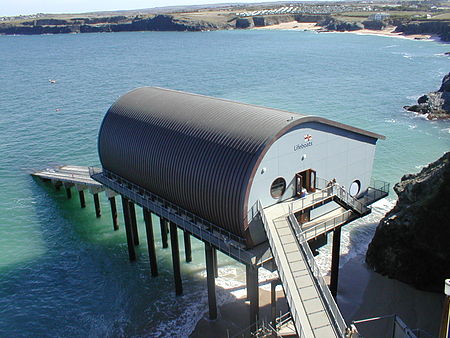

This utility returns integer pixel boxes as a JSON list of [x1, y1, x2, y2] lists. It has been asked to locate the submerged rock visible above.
[[404, 73, 450, 120], [366, 152, 450, 292]]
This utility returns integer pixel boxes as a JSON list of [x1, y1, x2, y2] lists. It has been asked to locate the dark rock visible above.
[[319, 18, 364, 32], [395, 20, 450, 41], [366, 152, 450, 292], [362, 20, 387, 30], [235, 18, 253, 29], [404, 73, 450, 119]]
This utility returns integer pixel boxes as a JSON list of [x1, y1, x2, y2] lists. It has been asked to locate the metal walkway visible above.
[[261, 201, 347, 337], [32, 165, 107, 194], [255, 179, 389, 337]]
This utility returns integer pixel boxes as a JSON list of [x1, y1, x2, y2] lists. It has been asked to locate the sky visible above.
[[1, 0, 281, 16]]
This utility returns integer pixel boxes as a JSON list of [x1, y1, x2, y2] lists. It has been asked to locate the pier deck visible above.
[[32, 165, 103, 189]]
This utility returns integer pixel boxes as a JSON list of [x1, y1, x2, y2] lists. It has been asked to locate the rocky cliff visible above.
[[395, 20, 450, 42], [0, 15, 231, 34], [404, 72, 450, 120], [366, 152, 450, 292]]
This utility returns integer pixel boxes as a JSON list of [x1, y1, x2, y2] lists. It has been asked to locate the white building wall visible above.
[[247, 122, 377, 213]]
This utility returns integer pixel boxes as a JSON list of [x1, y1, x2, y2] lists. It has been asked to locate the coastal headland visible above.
[[2, 1, 450, 41]]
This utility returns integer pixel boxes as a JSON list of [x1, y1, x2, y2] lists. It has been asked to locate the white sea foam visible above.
[[151, 264, 279, 337], [315, 198, 396, 276]]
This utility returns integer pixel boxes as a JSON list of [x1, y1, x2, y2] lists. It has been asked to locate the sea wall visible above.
[[366, 152, 450, 292]]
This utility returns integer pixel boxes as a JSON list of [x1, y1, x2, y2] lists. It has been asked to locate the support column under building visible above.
[[128, 201, 139, 246], [65, 187, 72, 199], [109, 197, 119, 231], [160, 217, 168, 249], [212, 247, 218, 278], [330, 226, 342, 299], [93, 193, 101, 218], [169, 221, 183, 296], [246, 264, 259, 330], [271, 280, 277, 327], [205, 243, 217, 320], [121, 196, 136, 261], [183, 231, 192, 263], [143, 209, 158, 277], [79, 190, 86, 208]]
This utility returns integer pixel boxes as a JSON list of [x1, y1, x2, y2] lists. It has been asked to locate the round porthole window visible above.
[[270, 177, 286, 199], [349, 180, 361, 197]]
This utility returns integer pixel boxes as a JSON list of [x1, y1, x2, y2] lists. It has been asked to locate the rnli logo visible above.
[[294, 134, 313, 151]]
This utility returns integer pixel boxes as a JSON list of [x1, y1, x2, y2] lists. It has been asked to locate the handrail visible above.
[[353, 314, 421, 338], [300, 210, 353, 240], [288, 213, 348, 336], [360, 179, 390, 206], [257, 201, 307, 338], [90, 167, 255, 263], [315, 177, 370, 215]]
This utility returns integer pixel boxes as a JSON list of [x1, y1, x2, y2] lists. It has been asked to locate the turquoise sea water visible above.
[[0, 30, 449, 336]]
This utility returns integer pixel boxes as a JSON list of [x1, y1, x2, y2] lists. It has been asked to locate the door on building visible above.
[[295, 173, 303, 197], [295, 169, 317, 196]]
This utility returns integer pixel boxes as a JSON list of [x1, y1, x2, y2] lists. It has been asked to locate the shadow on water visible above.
[[1, 177, 271, 337]]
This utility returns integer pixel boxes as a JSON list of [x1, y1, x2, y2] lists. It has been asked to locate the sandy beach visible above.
[[190, 254, 445, 337], [254, 21, 435, 41]]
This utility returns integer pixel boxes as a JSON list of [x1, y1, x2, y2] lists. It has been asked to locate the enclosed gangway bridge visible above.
[[32, 164, 389, 337]]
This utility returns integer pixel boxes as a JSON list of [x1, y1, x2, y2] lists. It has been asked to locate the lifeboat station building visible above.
[[92, 87, 389, 337]]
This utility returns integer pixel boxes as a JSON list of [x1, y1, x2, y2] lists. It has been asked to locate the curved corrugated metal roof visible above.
[[98, 87, 383, 242]]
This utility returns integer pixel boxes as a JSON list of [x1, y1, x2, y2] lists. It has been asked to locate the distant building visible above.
[[369, 12, 390, 21]]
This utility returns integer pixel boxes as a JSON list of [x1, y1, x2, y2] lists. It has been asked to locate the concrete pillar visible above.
[[128, 201, 139, 246], [143, 209, 158, 277], [271, 280, 277, 327], [213, 247, 218, 278], [160, 217, 168, 249], [93, 193, 101, 218], [246, 266, 250, 300], [183, 231, 192, 263], [247, 264, 259, 330], [65, 187, 72, 199], [121, 196, 136, 261], [109, 197, 119, 231], [205, 243, 217, 320], [169, 221, 183, 296], [55, 181, 62, 191], [330, 226, 342, 299], [78, 190, 86, 208]]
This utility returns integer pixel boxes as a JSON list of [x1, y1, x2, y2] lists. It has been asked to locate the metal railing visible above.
[[90, 167, 256, 264], [231, 318, 282, 338], [300, 210, 353, 240], [287, 186, 334, 214], [256, 200, 348, 337], [257, 201, 307, 338], [288, 213, 348, 337], [315, 177, 369, 215], [353, 315, 423, 338], [360, 179, 390, 206]]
